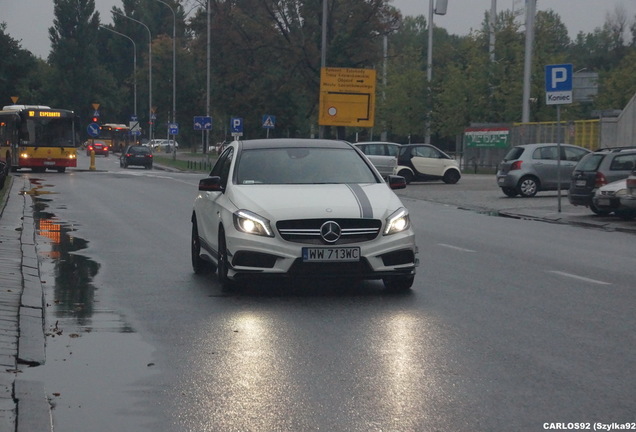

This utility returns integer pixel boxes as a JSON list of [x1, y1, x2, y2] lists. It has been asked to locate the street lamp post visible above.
[[113, 11, 153, 141], [425, 0, 447, 144], [151, 0, 177, 153], [99, 25, 137, 118]]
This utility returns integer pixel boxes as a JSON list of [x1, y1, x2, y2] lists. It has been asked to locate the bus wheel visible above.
[[57, 168, 66, 173]]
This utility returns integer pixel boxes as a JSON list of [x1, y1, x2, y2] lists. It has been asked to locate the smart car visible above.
[[397, 144, 461, 184], [191, 139, 418, 291]]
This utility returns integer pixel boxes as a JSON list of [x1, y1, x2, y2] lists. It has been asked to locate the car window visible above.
[[211, 147, 234, 189], [576, 153, 603, 171], [412, 146, 437, 158], [386, 145, 399, 157], [562, 147, 588, 161], [235, 147, 378, 185], [533, 146, 558, 160], [503, 147, 524, 161], [363, 144, 386, 156], [609, 153, 636, 171]]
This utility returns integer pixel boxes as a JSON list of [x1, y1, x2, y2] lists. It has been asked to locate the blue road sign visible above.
[[262, 115, 276, 129], [87, 123, 100, 137], [545, 64, 573, 105], [231, 117, 243, 134], [194, 116, 212, 130], [169, 123, 179, 135]]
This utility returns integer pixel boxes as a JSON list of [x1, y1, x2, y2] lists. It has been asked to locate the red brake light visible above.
[[627, 177, 636, 188], [595, 172, 607, 188], [510, 161, 523, 170]]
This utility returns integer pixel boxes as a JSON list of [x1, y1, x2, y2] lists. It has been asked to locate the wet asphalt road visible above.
[[11, 153, 636, 431]]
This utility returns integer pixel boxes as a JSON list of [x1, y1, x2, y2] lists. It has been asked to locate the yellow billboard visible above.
[[319, 67, 376, 128]]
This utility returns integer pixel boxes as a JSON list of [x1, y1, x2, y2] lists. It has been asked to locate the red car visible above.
[[86, 140, 109, 156]]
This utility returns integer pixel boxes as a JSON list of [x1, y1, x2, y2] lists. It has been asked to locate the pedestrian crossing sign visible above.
[[262, 115, 276, 129]]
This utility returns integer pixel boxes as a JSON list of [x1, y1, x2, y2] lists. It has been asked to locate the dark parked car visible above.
[[568, 147, 636, 214], [86, 139, 109, 156], [397, 144, 461, 184], [120, 145, 153, 169], [496, 143, 590, 197]]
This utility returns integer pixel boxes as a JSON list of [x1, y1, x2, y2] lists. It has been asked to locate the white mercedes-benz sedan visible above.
[[191, 138, 418, 291]]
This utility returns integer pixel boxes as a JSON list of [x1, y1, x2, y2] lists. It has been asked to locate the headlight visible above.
[[384, 207, 410, 235], [20, 153, 29, 159], [615, 189, 628, 197], [233, 210, 274, 237]]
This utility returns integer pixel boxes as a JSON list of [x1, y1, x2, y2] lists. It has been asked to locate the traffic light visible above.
[[91, 116, 99, 123]]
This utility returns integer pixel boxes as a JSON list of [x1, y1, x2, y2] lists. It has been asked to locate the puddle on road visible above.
[[21, 177, 161, 431], [26, 177, 133, 332]]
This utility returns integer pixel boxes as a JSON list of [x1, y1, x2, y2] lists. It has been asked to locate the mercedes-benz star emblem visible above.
[[320, 221, 341, 243]]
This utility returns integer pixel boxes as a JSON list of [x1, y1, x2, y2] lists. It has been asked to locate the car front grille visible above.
[[277, 218, 381, 245]]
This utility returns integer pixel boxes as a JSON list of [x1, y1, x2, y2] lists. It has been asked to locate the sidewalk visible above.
[[0, 177, 51, 432]]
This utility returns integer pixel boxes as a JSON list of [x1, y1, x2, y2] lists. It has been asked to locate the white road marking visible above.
[[437, 243, 476, 253], [547, 270, 611, 285]]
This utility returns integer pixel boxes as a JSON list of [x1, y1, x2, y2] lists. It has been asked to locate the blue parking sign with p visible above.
[[546, 64, 572, 91], [231, 117, 243, 134], [545, 64, 573, 105]]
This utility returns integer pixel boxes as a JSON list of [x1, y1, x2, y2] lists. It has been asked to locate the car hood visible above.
[[228, 183, 404, 220], [596, 179, 627, 194]]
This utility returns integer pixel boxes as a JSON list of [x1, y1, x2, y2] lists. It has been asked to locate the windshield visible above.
[[21, 117, 75, 147], [236, 147, 379, 185]]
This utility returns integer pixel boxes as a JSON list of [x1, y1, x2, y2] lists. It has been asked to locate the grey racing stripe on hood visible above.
[[346, 184, 373, 218]]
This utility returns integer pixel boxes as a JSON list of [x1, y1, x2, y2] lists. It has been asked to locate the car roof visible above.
[[237, 138, 353, 150], [514, 143, 586, 148], [354, 141, 401, 145], [593, 146, 636, 153]]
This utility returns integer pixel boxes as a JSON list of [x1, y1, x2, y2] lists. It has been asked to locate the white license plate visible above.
[[43, 161, 55, 165], [597, 198, 610, 206], [302, 247, 360, 262], [575, 180, 587, 186]]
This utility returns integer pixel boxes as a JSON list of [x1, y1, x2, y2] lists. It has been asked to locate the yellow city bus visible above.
[[0, 105, 77, 172], [99, 123, 131, 153]]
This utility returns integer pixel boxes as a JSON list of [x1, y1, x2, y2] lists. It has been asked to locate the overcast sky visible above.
[[2, 0, 636, 59]]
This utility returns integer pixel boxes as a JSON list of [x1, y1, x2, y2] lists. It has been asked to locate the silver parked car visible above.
[[592, 179, 636, 220], [496, 143, 591, 197], [354, 142, 400, 178], [619, 166, 636, 213]]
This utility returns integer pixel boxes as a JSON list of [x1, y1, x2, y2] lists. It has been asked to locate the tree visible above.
[[47, 0, 120, 123], [0, 23, 43, 105]]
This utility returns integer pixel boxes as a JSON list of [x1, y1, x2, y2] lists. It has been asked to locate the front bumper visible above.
[[224, 226, 418, 282]]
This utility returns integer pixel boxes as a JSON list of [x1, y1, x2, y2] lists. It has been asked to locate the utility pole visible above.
[[521, 0, 536, 123]]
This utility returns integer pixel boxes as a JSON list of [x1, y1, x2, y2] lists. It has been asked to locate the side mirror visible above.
[[388, 175, 406, 190], [199, 176, 224, 192]]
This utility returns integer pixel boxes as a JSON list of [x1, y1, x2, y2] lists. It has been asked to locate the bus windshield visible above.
[[22, 117, 75, 147]]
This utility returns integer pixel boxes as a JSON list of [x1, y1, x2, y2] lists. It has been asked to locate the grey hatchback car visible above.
[[496, 143, 591, 197]]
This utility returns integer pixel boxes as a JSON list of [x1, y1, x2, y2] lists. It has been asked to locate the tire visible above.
[[442, 169, 461, 184], [502, 187, 518, 197], [517, 176, 539, 197], [57, 167, 66, 173], [397, 169, 413, 184], [590, 202, 611, 216], [217, 227, 235, 290], [191, 219, 212, 274], [383, 274, 414, 292]]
